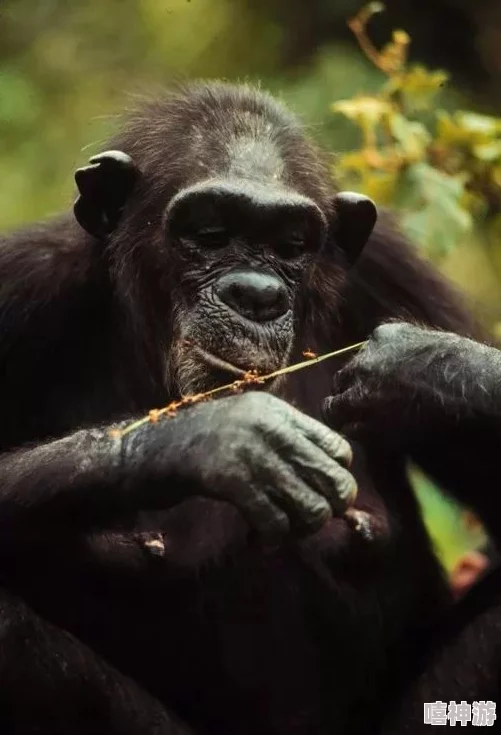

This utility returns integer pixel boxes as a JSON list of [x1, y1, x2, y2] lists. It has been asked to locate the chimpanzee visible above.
[[0, 81, 490, 735], [325, 322, 501, 732]]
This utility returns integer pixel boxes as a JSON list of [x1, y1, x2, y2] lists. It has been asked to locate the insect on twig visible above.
[[113, 341, 366, 439]]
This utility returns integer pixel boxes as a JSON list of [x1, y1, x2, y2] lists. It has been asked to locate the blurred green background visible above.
[[1, 0, 499, 573]]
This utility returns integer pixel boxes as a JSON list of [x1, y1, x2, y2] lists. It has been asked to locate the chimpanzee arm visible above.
[[0, 589, 194, 735], [323, 323, 501, 540], [0, 391, 357, 547], [380, 565, 501, 734]]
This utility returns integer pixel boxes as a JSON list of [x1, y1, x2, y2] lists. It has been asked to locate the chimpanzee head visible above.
[[74, 82, 377, 396]]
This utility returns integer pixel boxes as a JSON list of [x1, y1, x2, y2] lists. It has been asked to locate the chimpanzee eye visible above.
[[196, 227, 229, 249], [274, 238, 306, 260]]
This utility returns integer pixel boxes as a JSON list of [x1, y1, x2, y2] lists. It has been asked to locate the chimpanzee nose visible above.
[[215, 271, 289, 322]]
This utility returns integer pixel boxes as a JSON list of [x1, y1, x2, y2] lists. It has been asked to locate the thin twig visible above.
[[348, 3, 410, 76], [115, 341, 366, 439]]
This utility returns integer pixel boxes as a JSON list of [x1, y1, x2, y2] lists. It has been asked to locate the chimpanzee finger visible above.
[[232, 484, 292, 539], [263, 465, 334, 535], [280, 433, 358, 513], [331, 362, 368, 396], [209, 457, 292, 538], [240, 447, 334, 536], [322, 388, 375, 433], [324, 388, 412, 444], [290, 411, 354, 468]]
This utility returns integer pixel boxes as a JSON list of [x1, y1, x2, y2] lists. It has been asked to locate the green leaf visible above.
[[456, 111, 501, 137], [397, 163, 472, 256], [331, 95, 392, 126], [389, 113, 430, 160], [436, 111, 501, 149], [472, 141, 501, 162], [387, 65, 448, 111]]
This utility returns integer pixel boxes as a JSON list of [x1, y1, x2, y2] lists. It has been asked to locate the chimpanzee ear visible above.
[[74, 150, 139, 239], [331, 192, 377, 267]]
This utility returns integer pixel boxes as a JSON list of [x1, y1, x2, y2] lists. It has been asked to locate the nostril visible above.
[[215, 271, 289, 322]]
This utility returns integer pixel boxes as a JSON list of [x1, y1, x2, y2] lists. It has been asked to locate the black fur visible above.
[[325, 323, 501, 732], [0, 81, 487, 734]]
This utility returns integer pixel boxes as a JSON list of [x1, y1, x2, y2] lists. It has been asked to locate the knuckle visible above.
[[373, 322, 400, 341], [332, 432, 353, 465], [301, 501, 332, 531], [256, 398, 297, 436], [318, 461, 358, 508], [241, 392, 288, 421], [310, 497, 333, 519], [243, 391, 281, 409], [337, 471, 358, 506], [285, 483, 332, 523], [240, 391, 266, 407], [322, 396, 336, 418]]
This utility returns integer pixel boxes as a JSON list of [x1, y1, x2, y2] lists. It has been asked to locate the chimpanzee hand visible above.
[[123, 392, 357, 538], [323, 322, 499, 442]]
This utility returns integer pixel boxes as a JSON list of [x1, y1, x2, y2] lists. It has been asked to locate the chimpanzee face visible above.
[[73, 85, 377, 396], [164, 175, 328, 394]]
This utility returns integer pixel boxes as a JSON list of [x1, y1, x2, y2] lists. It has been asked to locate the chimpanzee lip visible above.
[[193, 345, 280, 378], [192, 346, 248, 377]]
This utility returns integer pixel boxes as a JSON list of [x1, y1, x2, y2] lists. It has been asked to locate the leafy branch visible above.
[[333, 2, 501, 258]]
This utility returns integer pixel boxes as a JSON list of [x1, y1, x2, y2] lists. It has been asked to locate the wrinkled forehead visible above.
[[117, 99, 330, 207], [226, 135, 284, 182], [187, 111, 286, 185]]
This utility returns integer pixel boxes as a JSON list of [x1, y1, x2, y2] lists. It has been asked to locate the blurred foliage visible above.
[[251, 0, 501, 106], [333, 3, 501, 261], [0, 0, 287, 227], [329, 4, 501, 569], [0, 0, 499, 572], [413, 470, 486, 572], [331, 4, 498, 570]]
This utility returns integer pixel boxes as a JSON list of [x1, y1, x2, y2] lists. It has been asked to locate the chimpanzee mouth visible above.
[[193, 346, 247, 378], [192, 345, 283, 380]]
